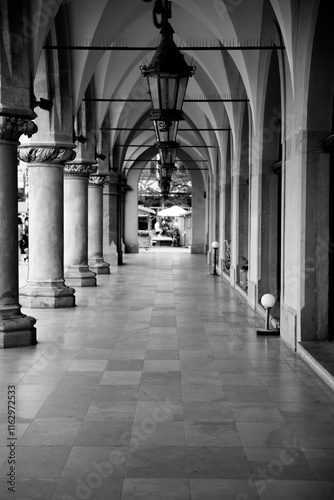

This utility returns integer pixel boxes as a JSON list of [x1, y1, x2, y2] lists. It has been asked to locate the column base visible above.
[[20, 281, 76, 308], [64, 266, 97, 287], [191, 244, 206, 254], [0, 314, 37, 348], [88, 258, 110, 274]]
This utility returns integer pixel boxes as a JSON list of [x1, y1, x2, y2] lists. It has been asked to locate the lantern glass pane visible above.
[[160, 77, 177, 110], [159, 125, 169, 142], [169, 121, 178, 142], [148, 76, 160, 109], [176, 76, 188, 110], [153, 121, 160, 141]]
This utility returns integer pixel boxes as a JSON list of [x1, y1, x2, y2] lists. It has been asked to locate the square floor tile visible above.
[[73, 347, 113, 359], [17, 384, 55, 401], [126, 446, 188, 478], [187, 446, 251, 478], [303, 448, 334, 480], [135, 400, 183, 422], [106, 360, 144, 371], [183, 401, 233, 422], [145, 350, 179, 360], [100, 372, 142, 385], [236, 422, 297, 448], [67, 359, 108, 372], [245, 446, 316, 480], [0, 447, 71, 478], [0, 478, 57, 500], [182, 384, 226, 403], [189, 478, 260, 500], [224, 385, 272, 403], [19, 421, 81, 446], [138, 384, 183, 402], [131, 421, 185, 447], [93, 385, 139, 401], [143, 360, 180, 372], [52, 477, 123, 500], [230, 402, 284, 422], [121, 478, 189, 499], [287, 422, 334, 448], [256, 480, 329, 500], [61, 446, 128, 478], [85, 400, 137, 421], [185, 422, 242, 447], [74, 420, 133, 446]]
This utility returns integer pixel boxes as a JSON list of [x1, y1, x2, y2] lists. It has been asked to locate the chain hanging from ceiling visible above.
[[142, 0, 171, 28]]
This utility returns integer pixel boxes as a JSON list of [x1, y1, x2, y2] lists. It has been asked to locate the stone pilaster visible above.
[[18, 145, 76, 308], [103, 177, 120, 266], [88, 175, 110, 274], [0, 116, 37, 347], [64, 163, 97, 286]]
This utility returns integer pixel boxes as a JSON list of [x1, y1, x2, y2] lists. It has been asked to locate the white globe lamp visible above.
[[211, 241, 219, 275], [256, 293, 279, 335]]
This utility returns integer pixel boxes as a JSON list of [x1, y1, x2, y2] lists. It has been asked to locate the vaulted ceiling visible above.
[[29, 0, 296, 174]]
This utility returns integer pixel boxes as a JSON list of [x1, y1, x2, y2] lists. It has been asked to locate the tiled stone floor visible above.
[[1, 248, 334, 499]]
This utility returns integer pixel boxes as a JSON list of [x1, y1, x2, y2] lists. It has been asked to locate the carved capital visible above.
[[18, 146, 76, 164], [89, 175, 107, 186], [64, 163, 98, 177], [0, 116, 38, 142]]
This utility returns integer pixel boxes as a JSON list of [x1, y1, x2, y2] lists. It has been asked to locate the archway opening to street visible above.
[[137, 160, 192, 250]]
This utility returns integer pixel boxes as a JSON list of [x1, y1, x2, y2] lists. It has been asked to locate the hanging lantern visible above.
[[158, 161, 176, 198], [157, 141, 178, 166], [140, 20, 196, 148]]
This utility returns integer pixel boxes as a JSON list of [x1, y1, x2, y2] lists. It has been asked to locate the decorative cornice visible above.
[[64, 163, 98, 177], [0, 116, 38, 142], [89, 175, 108, 186], [18, 146, 76, 164]]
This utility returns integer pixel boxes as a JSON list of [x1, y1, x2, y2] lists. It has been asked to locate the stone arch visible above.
[[237, 103, 250, 291], [258, 47, 282, 315], [27, 4, 74, 144]]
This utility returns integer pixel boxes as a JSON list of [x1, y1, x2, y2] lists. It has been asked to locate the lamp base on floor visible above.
[[256, 328, 280, 336]]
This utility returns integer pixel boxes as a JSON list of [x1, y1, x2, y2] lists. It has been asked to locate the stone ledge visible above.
[[298, 341, 334, 391]]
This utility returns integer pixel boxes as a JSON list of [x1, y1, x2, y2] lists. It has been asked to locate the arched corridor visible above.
[[0, 251, 331, 499], [1, 0, 334, 497]]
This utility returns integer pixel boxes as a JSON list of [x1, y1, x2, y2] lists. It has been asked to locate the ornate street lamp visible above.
[[140, 2, 196, 163]]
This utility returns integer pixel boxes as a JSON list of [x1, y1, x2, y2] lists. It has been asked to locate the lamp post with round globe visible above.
[[211, 241, 219, 275], [256, 293, 280, 335]]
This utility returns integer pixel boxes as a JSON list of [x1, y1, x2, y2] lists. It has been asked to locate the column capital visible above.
[[0, 116, 37, 142], [89, 174, 108, 186], [64, 163, 98, 177], [18, 146, 76, 164]]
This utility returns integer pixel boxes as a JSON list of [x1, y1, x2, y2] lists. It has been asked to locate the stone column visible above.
[[103, 177, 119, 266], [64, 163, 97, 286], [88, 175, 110, 274], [0, 117, 37, 347], [124, 170, 140, 253], [18, 146, 76, 308]]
